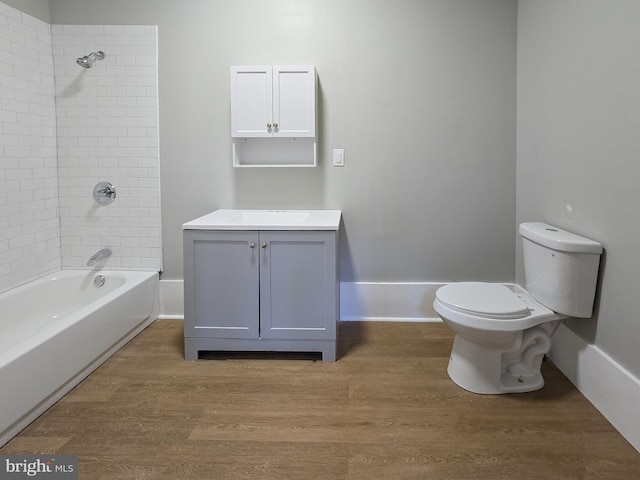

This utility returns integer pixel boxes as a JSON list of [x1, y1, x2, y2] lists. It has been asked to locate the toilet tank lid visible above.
[[519, 222, 602, 254]]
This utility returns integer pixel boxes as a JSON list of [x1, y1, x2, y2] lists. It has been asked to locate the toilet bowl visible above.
[[434, 223, 602, 394], [434, 282, 565, 393]]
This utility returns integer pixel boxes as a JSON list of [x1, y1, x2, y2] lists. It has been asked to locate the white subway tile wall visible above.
[[52, 25, 161, 271], [0, 3, 61, 292], [0, 2, 161, 293]]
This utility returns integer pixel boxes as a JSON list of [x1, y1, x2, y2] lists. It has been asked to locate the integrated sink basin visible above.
[[183, 209, 341, 231], [239, 210, 310, 225]]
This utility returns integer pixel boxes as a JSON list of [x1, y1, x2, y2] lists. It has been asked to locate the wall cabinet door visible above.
[[231, 65, 316, 138], [230, 66, 273, 137], [272, 66, 316, 137], [260, 231, 336, 340], [183, 230, 259, 339]]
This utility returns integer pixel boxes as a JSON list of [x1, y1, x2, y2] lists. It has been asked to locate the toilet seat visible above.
[[436, 282, 529, 319], [434, 282, 560, 332]]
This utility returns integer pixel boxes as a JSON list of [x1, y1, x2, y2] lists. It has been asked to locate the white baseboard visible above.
[[159, 280, 443, 322], [340, 281, 443, 321], [159, 279, 184, 319], [549, 323, 640, 452]]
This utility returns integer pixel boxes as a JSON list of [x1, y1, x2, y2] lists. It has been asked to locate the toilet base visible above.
[[447, 329, 551, 394]]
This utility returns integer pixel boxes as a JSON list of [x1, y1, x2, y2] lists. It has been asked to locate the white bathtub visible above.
[[0, 270, 159, 447]]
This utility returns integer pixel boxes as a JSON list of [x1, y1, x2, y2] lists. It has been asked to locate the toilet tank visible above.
[[519, 222, 602, 318]]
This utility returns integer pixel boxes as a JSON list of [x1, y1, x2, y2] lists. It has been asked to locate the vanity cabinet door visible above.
[[184, 230, 259, 339], [259, 231, 337, 341]]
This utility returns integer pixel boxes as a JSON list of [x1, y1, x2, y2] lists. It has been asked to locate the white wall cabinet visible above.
[[231, 65, 316, 138], [183, 229, 338, 361], [230, 65, 317, 167]]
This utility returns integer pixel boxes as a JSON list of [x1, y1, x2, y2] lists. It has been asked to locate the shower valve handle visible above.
[[93, 181, 116, 205]]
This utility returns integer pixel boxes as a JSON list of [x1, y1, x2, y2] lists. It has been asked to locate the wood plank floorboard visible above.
[[2, 320, 639, 479]]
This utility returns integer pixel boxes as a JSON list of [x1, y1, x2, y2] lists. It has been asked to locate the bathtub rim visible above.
[[0, 270, 158, 368]]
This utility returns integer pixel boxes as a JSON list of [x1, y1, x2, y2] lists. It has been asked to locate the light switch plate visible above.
[[333, 148, 345, 167]]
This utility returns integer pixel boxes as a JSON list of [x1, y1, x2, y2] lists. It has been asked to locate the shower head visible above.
[[76, 51, 105, 69]]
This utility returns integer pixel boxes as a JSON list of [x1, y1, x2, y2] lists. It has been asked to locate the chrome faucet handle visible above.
[[93, 181, 116, 205]]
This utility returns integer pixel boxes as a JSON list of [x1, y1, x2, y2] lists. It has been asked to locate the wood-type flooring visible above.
[[2, 320, 639, 479]]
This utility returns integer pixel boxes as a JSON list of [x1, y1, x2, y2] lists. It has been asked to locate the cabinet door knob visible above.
[[261, 243, 267, 249], [249, 242, 255, 249], [267, 123, 272, 129], [273, 123, 278, 128]]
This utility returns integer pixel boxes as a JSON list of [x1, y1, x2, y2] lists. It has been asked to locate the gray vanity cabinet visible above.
[[183, 229, 338, 361]]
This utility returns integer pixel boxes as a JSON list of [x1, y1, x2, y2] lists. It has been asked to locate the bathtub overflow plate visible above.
[[94, 275, 106, 287]]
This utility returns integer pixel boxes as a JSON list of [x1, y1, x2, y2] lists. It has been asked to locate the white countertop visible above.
[[183, 209, 342, 231]]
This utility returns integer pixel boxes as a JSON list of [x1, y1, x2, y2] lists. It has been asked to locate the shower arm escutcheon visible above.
[[93, 181, 116, 205]]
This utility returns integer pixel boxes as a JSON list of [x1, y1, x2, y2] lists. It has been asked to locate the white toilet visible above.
[[434, 222, 602, 394]]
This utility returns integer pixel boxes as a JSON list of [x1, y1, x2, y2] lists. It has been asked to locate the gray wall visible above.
[[3, 0, 49, 21], [47, 0, 518, 283], [517, 0, 640, 377]]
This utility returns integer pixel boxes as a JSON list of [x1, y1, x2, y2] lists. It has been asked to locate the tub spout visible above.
[[87, 248, 111, 266]]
